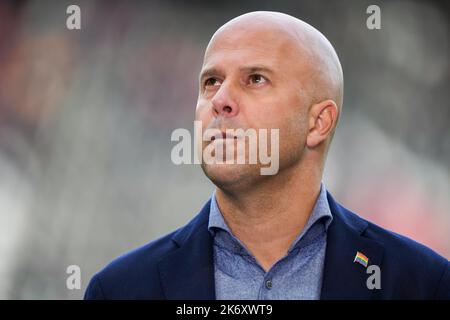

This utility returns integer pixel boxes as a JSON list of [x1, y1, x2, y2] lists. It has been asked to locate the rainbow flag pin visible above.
[[354, 251, 369, 268]]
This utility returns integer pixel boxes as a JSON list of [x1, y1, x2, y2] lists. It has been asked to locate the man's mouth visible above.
[[211, 132, 239, 141]]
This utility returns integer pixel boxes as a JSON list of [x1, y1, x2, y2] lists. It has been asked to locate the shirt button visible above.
[[265, 279, 273, 289]]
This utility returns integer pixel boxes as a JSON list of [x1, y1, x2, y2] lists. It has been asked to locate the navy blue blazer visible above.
[[84, 192, 450, 299]]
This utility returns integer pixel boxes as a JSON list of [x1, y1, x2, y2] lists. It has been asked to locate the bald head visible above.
[[205, 11, 343, 117]]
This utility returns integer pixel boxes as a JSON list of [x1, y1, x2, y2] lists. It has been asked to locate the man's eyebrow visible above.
[[199, 65, 275, 81], [199, 67, 222, 81]]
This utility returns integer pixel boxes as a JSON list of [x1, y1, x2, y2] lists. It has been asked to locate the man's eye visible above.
[[204, 78, 221, 87], [249, 74, 267, 85]]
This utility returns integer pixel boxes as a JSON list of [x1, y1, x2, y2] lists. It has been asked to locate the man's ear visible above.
[[306, 99, 338, 148]]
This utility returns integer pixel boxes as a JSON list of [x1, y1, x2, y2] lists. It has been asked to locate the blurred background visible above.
[[0, 0, 449, 299]]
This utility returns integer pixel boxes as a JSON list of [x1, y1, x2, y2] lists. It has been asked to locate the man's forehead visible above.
[[206, 22, 300, 56], [202, 28, 302, 72], [200, 47, 293, 80]]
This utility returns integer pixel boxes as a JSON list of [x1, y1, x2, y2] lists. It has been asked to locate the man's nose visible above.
[[211, 83, 239, 118]]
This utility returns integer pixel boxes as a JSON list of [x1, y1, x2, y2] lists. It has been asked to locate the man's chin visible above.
[[201, 163, 261, 191]]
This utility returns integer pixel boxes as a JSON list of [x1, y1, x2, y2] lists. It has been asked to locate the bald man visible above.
[[85, 12, 449, 300]]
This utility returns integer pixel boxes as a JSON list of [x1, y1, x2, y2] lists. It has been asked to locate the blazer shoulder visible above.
[[84, 228, 180, 299], [84, 200, 211, 299], [361, 214, 449, 298], [332, 197, 450, 298], [333, 199, 448, 267], [364, 219, 448, 265]]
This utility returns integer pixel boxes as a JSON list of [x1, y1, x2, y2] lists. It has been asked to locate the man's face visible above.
[[195, 25, 312, 191]]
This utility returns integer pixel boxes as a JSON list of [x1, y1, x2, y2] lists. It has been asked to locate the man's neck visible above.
[[214, 162, 322, 271]]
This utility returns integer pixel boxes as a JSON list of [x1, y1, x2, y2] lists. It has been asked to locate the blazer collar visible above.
[[320, 192, 385, 299]]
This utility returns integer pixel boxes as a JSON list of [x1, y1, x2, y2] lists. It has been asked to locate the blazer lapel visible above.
[[158, 200, 216, 299], [321, 192, 385, 300]]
